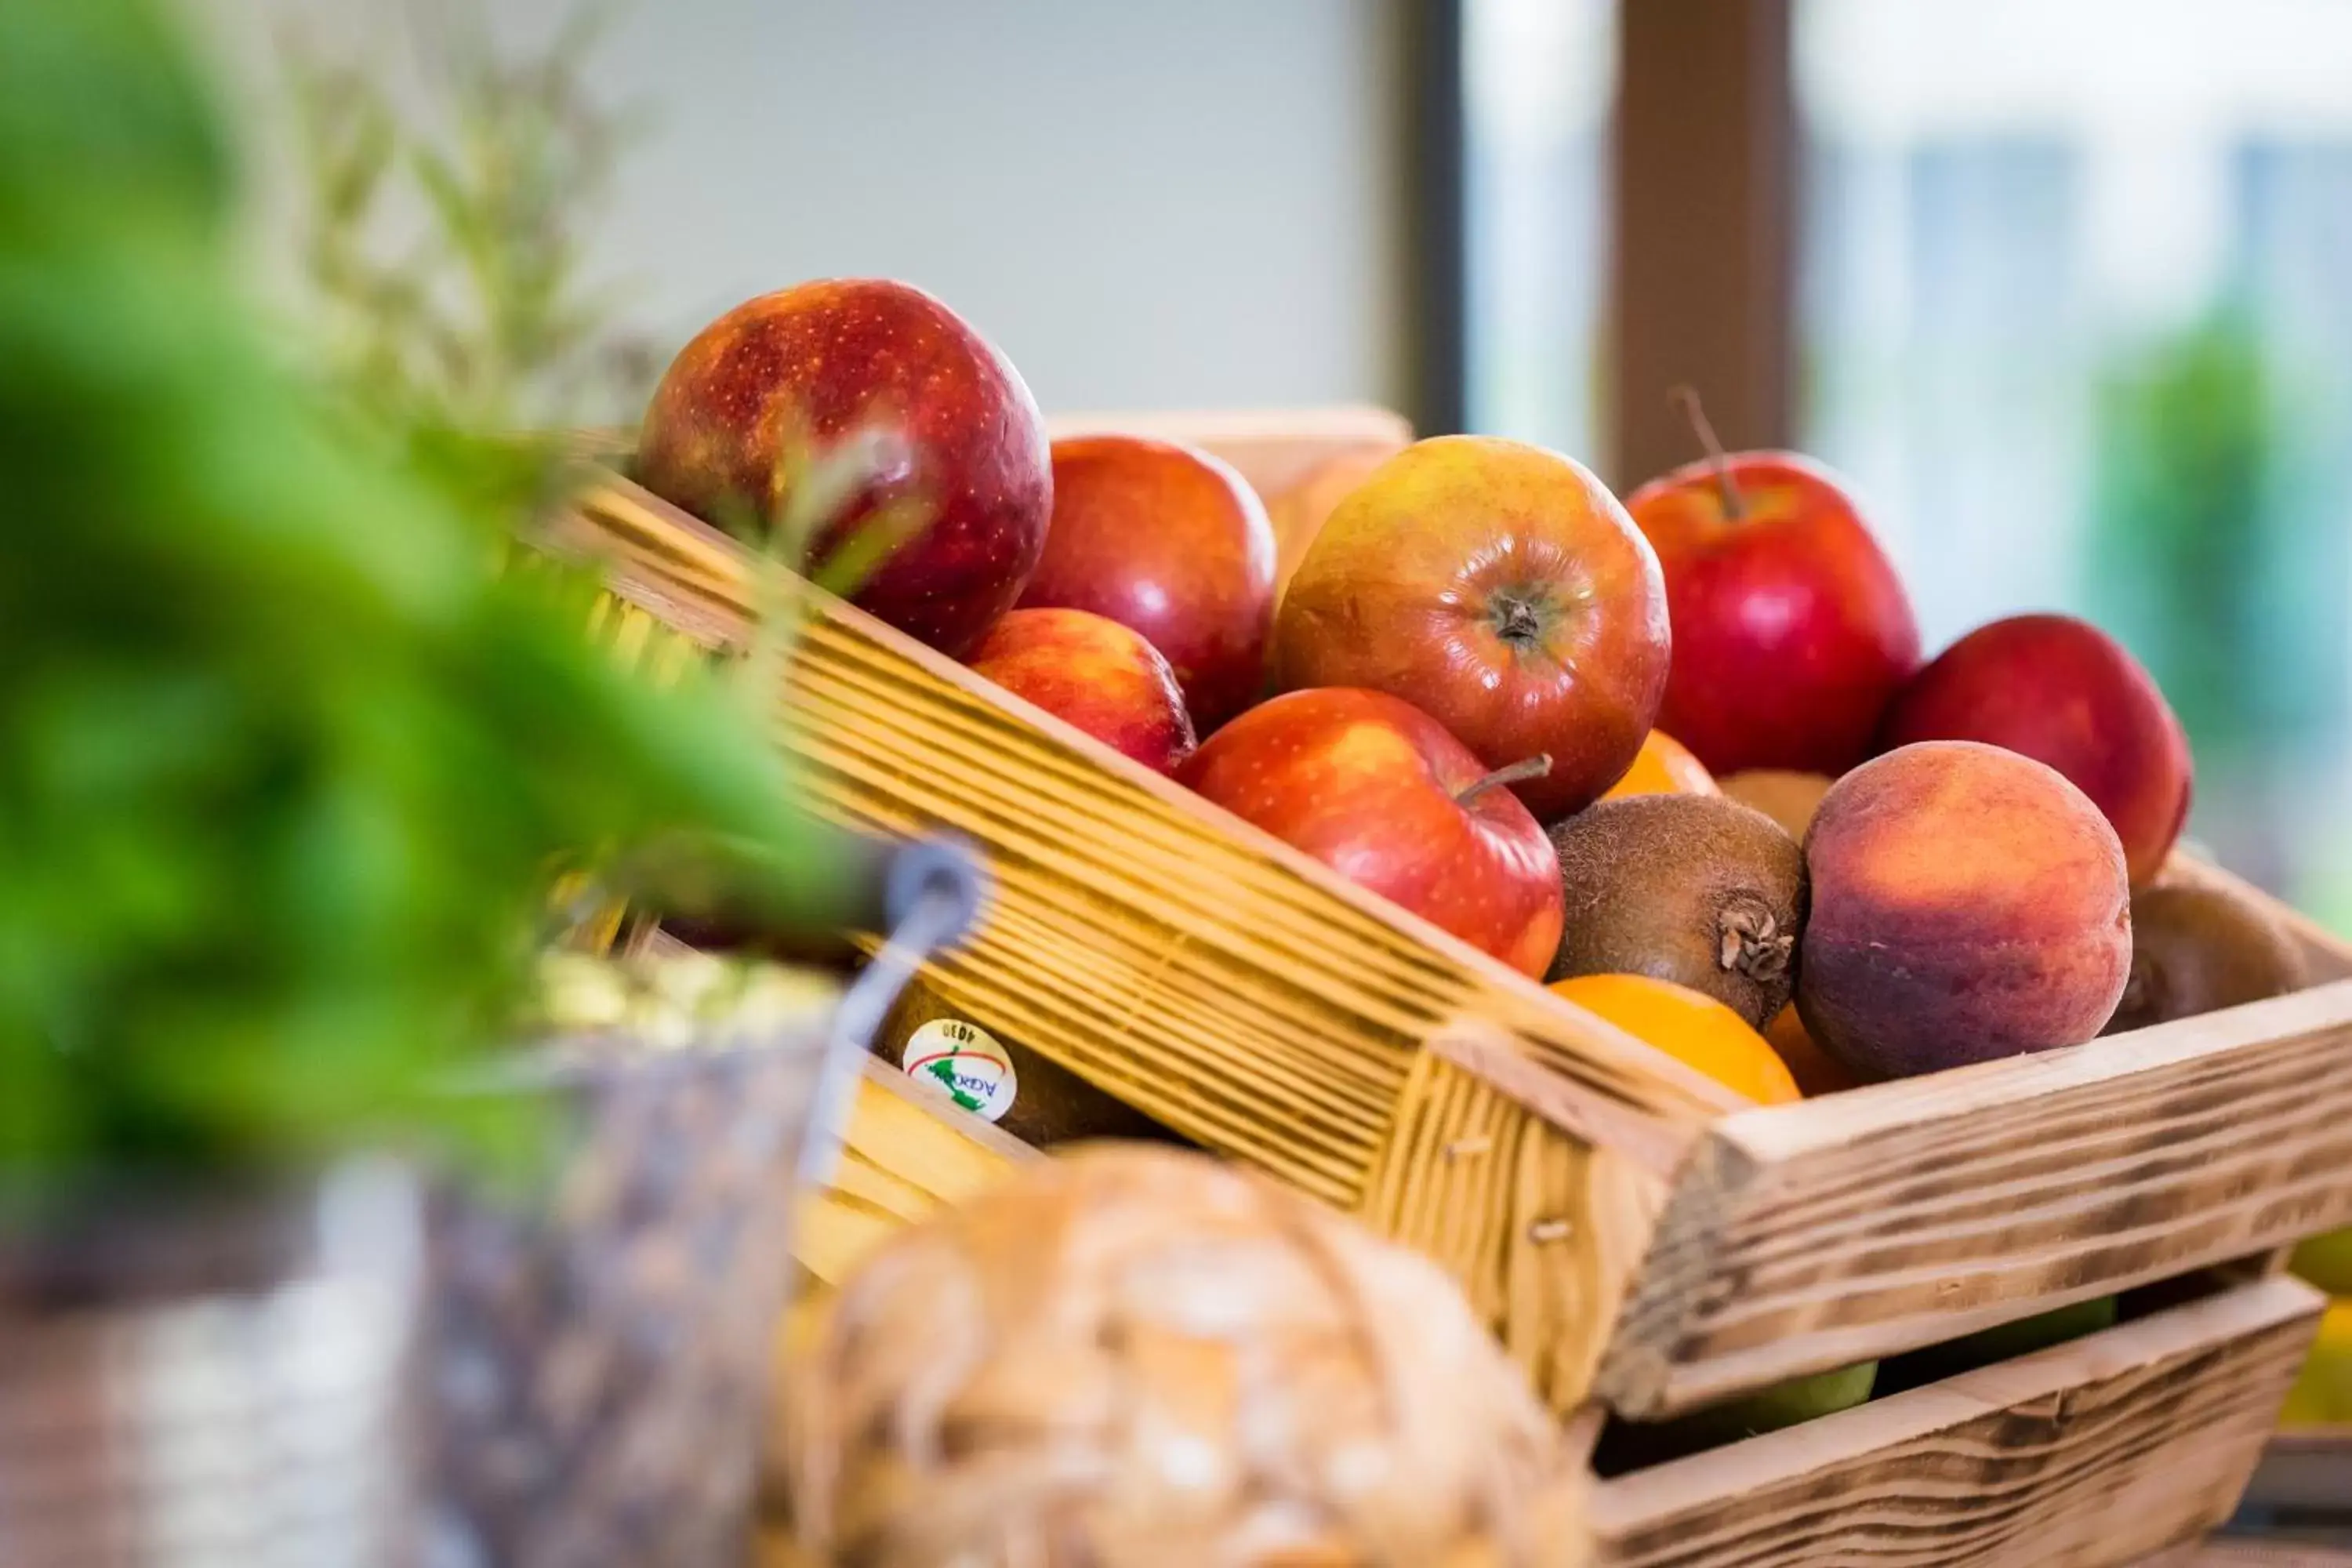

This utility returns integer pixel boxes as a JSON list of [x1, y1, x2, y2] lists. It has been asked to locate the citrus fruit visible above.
[[1602, 730, 1720, 801], [1551, 973, 1800, 1105], [1765, 1004, 1861, 1096]]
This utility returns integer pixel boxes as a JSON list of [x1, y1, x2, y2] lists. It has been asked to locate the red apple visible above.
[[967, 608, 1197, 774], [1177, 688, 1565, 977], [1271, 436, 1670, 821], [636, 278, 1051, 659], [1876, 613, 2192, 886], [1627, 447, 1920, 778], [1016, 436, 1276, 731]]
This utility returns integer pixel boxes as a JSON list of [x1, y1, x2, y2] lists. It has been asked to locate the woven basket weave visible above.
[[0, 1165, 420, 1568], [424, 839, 985, 1568]]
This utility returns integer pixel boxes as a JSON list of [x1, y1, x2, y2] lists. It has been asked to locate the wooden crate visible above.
[[549, 426, 2352, 1427], [1585, 1276, 2325, 1568], [791, 1057, 1033, 1294]]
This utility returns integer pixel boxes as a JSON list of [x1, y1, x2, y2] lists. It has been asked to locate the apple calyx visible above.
[[1671, 384, 1748, 521], [1455, 754, 1553, 807], [1718, 898, 1792, 982], [1489, 589, 1556, 652]]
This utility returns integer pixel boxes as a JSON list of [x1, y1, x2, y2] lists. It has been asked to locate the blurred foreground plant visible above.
[[0, 0, 863, 1198]]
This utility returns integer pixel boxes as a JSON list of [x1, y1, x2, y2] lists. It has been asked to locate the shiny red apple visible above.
[[636, 278, 1051, 659], [1177, 687, 1565, 977], [1627, 440, 1920, 779], [1876, 613, 2191, 886], [967, 608, 1197, 775], [1016, 435, 1276, 731], [1271, 435, 1670, 822]]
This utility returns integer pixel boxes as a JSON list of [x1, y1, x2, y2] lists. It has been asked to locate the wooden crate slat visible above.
[[1363, 1047, 1674, 1407], [1588, 1277, 2325, 1568], [779, 638, 1491, 1026], [1601, 982, 2352, 1416], [1677, 1035, 2347, 1294], [792, 1058, 1035, 1291]]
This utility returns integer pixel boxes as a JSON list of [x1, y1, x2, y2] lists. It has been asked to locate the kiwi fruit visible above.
[[1545, 795, 1808, 1029], [876, 978, 1181, 1147], [2102, 880, 2306, 1034], [1719, 769, 1835, 841]]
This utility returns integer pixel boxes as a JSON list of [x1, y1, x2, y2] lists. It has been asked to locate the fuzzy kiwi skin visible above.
[[1544, 795, 1808, 1029], [2103, 881, 2306, 1034]]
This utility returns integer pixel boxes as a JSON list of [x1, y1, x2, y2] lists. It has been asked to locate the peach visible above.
[[1877, 614, 2191, 886], [1798, 741, 2131, 1079], [1599, 730, 1719, 801]]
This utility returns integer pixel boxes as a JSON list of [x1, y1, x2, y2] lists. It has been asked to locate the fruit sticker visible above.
[[902, 1018, 1018, 1123]]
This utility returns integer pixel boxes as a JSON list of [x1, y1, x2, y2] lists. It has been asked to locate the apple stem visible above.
[[1671, 385, 1747, 520], [1456, 754, 1552, 806]]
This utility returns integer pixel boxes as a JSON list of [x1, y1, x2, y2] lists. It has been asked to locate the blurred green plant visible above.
[[285, 0, 655, 436], [2084, 307, 2346, 773], [0, 0, 866, 1199], [2085, 312, 2280, 771]]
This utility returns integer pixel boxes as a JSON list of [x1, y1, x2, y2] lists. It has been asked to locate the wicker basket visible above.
[[420, 838, 984, 1568], [0, 1163, 422, 1568]]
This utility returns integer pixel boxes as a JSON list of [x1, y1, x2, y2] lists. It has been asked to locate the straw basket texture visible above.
[[424, 841, 985, 1568]]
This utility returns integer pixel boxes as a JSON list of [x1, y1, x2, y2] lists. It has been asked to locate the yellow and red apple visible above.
[[1272, 437, 1671, 822]]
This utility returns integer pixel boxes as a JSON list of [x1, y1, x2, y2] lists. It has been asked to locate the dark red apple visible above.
[[1627, 441, 1920, 779], [1876, 613, 2192, 886], [1271, 436, 1670, 821], [967, 608, 1196, 775], [1016, 435, 1276, 731], [636, 278, 1051, 659], [1177, 687, 1565, 977]]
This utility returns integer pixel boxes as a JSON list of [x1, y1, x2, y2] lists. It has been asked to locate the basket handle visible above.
[[797, 835, 989, 1188]]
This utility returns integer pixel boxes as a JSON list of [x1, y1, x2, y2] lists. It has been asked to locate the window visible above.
[[1463, 0, 1614, 463], [1798, 0, 2352, 910]]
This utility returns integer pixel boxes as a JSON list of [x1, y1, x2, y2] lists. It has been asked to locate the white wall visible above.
[[201, 0, 1409, 417]]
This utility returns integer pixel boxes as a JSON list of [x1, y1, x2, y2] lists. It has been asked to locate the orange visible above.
[[1765, 1004, 1861, 1097], [1600, 731, 1719, 801], [1549, 973, 1799, 1105]]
